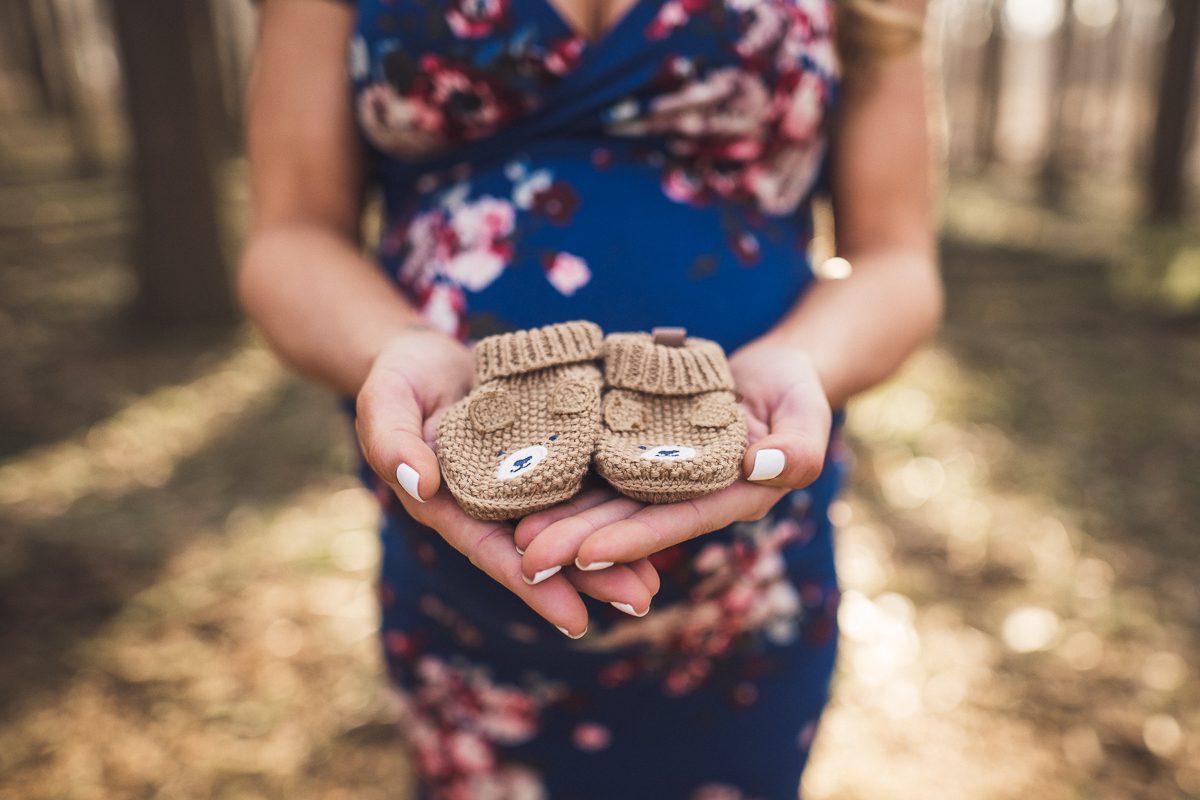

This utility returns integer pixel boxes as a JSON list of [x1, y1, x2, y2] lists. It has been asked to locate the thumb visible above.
[[355, 372, 442, 505], [742, 385, 831, 490]]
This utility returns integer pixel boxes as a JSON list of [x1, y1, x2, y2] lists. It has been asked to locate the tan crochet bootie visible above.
[[594, 328, 747, 503], [436, 321, 604, 520]]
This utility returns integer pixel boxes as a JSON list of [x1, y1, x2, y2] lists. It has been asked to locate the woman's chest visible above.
[[348, 0, 841, 166]]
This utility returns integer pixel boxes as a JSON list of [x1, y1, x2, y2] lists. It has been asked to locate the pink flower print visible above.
[[357, 83, 446, 159], [691, 784, 759, 800], [545, 35, 587, 75], [418, 282, 468, 338], [572, 721, 612, 751], [730, 231, 761, 265], [647, 0, 708, 40], [394, 655, 557, 799], [448, 730, 495, 772], [415, 54, 524, 143], [749, 139, 826, 215], [445, 248, 508, 292], [544, 252, 591, 296], [731, 0, 789, 62], [775, 69, 826, 143], [446, 0, 510, 39], [612, 67, 771, 139]]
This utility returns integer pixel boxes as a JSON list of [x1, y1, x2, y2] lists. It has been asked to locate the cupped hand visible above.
[[355, 327, 658, 636], [516, 339, 832, 574]]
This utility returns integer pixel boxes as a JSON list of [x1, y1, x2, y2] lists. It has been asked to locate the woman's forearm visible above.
[[238, 223, 431, 396], [756, 247, 943, 409]]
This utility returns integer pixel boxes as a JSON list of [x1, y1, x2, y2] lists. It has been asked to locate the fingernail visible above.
[[575, 558, 614, 571], [395, 463, 425, 502], [556, 624, 587, 639], [747, 448, 786, 481], [514, 544, 525, 555], [611, 601, 649, 617], [523, 565, 562, 585]]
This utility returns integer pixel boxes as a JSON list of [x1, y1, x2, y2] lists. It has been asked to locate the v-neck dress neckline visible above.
[[537, 0, 654, 53]]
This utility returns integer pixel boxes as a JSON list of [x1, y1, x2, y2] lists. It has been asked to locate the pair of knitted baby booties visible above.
[[435, 321, 748, 521]]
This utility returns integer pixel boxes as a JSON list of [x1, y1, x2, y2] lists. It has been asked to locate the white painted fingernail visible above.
[[556, 624, 587, 639], [395, 463, 425, 502], [611, 601, 649, 617], [747, 448, 786, 481], [523, 565, 562, 585], [575, 558, 614, 571], [514, 544, 525, 555]]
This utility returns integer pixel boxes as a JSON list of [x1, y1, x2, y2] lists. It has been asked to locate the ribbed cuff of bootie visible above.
[[473, 320, 603, 383], [603, 332, 735, 395]]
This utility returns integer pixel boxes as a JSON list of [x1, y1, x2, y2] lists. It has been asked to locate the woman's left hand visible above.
[[515, 340, 832, 576]]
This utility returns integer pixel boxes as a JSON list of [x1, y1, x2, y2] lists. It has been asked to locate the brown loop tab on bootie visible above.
[[652, 327, 687, 347]]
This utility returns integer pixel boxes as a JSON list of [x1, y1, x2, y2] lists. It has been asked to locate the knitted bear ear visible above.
[[603, 392, 644, 432], [469, 389, 517, 433], [549, 379, 596, 415], [690, 393, 739, 428]]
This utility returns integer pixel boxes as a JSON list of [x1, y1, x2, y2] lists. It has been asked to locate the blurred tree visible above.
[[1041, 0, 1078, 209], [974, 0, 1005, 169], [1149, 0, 1200, 221], [109, 0, 236, 323]]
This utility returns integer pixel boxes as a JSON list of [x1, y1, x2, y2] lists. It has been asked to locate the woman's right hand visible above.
[[354, 327, 658, 637]]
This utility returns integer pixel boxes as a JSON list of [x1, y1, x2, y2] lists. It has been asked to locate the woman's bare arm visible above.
[[238, 0, 428, 397], [757, 0, 942, 409]]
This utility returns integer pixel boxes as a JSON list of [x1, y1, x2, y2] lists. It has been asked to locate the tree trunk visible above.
[[1148, 0, 1200, 221], [108, 0, 236, 324], [1041, 0, 1078, 209], [975, 0, 1006, 169]]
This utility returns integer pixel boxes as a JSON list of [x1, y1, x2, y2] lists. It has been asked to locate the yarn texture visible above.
[[436, 321, 604, 520], [594, 332, 747, 503]]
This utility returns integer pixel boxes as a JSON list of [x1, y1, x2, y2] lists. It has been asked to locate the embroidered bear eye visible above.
[[548, 434, 559, 441]]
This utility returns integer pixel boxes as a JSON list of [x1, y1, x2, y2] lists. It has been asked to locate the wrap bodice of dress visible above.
[[347, 0, 841, 350]]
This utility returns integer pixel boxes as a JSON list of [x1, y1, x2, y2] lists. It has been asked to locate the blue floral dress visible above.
[[342, 0, 849, 797]]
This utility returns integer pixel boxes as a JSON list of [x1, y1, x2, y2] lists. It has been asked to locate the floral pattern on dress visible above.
[[381, 163, 592, 335], [389, 652, 565, 800], [579, 497, 840, 699], [350, 6, 585, 159], [605, 0, 839, 258]]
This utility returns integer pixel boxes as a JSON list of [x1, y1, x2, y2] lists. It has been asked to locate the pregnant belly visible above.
[[378, 138, 819, 353]]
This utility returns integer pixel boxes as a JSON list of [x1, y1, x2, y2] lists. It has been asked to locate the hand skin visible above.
[[352, 327, 662, 636], [240, 0, 658, 638], [516, 341, 830, 576]]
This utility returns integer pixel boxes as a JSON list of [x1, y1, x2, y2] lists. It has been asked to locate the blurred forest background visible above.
[[1, 0, 1198, 798]]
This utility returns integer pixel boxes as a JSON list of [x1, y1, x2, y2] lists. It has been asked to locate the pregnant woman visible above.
[[239, 0, 940, 796]]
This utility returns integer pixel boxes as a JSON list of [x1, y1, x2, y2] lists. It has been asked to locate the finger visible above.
[[576, 483, 787, 566], [513, 487, 616, 554], [520, 496, 646, 580], [563, 564, 652, 617], [404, 488, 590, 638], [627, 557, 661, 596], [356, 372, 441, 503], [744, 385, 832, 490]]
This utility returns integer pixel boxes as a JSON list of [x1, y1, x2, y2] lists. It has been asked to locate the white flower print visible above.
[[545, 252, 591, 296]]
